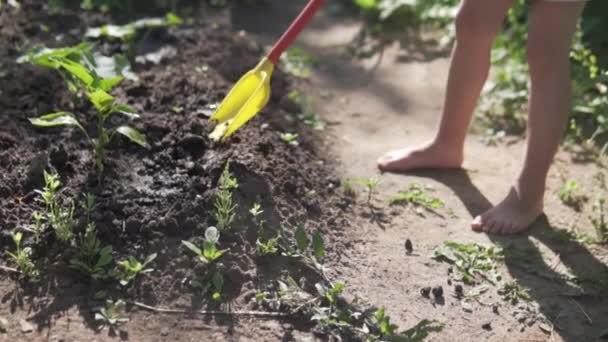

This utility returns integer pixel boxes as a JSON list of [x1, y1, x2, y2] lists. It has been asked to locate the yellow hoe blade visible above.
[[209, 58, 274, 141]]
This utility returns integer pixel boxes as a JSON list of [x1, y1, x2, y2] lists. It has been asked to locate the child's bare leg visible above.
[[378, 0, 514, 171], [472, 0, 585, 234]]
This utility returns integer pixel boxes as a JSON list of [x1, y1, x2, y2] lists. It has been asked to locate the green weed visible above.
[[35, 171, 75, 242], [558, 180, 587, 209], [31, 211, 45, 244], [279, 132, 299, 146], [95, 299, 128, 329], [433, 241, 503, 284], [214, 163, 238, 231], [287, 90, 325, 130], [113, 253, 156, 286], [499, 281, 531, 304], [389, 183, 444, 210], [281, 48, 317, 79], [5, 232, 38, 278], [591, 198, 608, 243], [354, 177, 382, 204], [69, 224, 113, 280]]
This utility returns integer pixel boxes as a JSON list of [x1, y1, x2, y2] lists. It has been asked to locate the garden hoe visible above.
[[209, 0, 325, 141]]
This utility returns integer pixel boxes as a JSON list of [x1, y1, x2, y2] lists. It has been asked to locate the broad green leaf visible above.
[[166, 13, 183, 25], [111, 104, 140, 119], [312, 231, 325, 260], [115, 126, 148, 147], [144, 253, 157, 266], [98, 76, 124, 92], [295, 226, 309, 252], [55, 58, 95, 86], [182, 240, 202, 256], [88, 89, 115, 112], [29, 112, 85, 132]]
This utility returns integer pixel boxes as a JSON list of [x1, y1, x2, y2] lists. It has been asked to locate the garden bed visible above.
[[0, 2, 354, 340]]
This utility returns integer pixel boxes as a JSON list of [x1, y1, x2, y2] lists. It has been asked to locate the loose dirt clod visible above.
[[405, 239, 413, 254], [455, 284, 464, 298], [420, 286, 432, 298], [482, 322, 492, 331], [432, 286, 444, 299]]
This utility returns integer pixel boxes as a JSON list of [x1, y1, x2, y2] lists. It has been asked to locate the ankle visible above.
[[428, 139, 464, 159]]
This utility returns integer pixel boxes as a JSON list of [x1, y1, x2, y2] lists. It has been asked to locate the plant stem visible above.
[[129, 301, 290, 318]]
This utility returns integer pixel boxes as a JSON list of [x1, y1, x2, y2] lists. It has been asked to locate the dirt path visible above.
[[235, 2, 608, 341]]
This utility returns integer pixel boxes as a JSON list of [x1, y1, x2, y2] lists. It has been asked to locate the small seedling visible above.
[[82, 192, 96, 225], [192, 271, 224, 302], [5, 232, 38, 277], [354, 177, 382, 204], [591, 198, 608, 244], [182, 227, 228, 263], [558, 180, 587, 209], [257, 233, 281, 256], [389, 183, 444, 210], [287, 90, 325, 130], [281, 48, 317, 79], [341, 179, 357, 198], [279, 132, 299, 146], [113, 253, 157, 286], [499, 281, 531, 304], [85, 13, 183, 42], [375, 307, 398, 337], [315, 281, 345, 305], [70, 224, 113, 280], [214, 163, 238, 231], [95, 299, 129, 329], [35, 171, 75, 242], [31, 211, 45, 243], [433, 241, 503, 284]]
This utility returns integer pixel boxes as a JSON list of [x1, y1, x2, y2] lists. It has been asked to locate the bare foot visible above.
[[471, 184, 544, 235], [377, 142, 463, 173]]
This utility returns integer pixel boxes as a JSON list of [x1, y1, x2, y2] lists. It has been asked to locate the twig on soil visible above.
[[568, 298, 592, 325], [0, 265, 21, 274], [129, 301, 290, 318]]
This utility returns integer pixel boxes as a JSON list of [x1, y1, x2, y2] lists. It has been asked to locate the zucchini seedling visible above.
[[5, 232, 38, 278]]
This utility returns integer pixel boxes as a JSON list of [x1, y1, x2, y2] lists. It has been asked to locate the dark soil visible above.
[[0, 2, 351, 340]]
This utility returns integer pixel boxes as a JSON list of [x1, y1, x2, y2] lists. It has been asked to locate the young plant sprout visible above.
[[113, 253, 157, 286], [82, 192, 97, 225], [250, 203, 281, 256], [6, 232, 38, 278], [375, 307, 398, 338], [558, 180, 587, 210], [182, 227, 228, 264], [389, 183, 444, 210], [31, 211, 45, 243], [591, 198, 608, 244], [214, 163, 238, 231], [70, 224, 113, 280], [35, 171, 75, 242], [192, 271, 224, 302], [499, 281, 531, 304], [30, 88, 148, 178], [279, 132, 299, 146], [22, 46, 148, 179], [354, 177, 382, 204], [95, 299, 129, 329]]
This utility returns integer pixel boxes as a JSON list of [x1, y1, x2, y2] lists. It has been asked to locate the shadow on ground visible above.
[[411, 168, 608, 341]]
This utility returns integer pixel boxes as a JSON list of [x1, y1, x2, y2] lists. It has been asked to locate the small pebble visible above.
[[492, 304, 500, 315], [0, 317, 8, 333], [482, 322, 492, 331], [420, 287, 431, 298], [19, 320, 33, 334]]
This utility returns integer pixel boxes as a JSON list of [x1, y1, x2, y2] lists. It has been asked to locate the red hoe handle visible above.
[[267, 0, 325, 64]]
